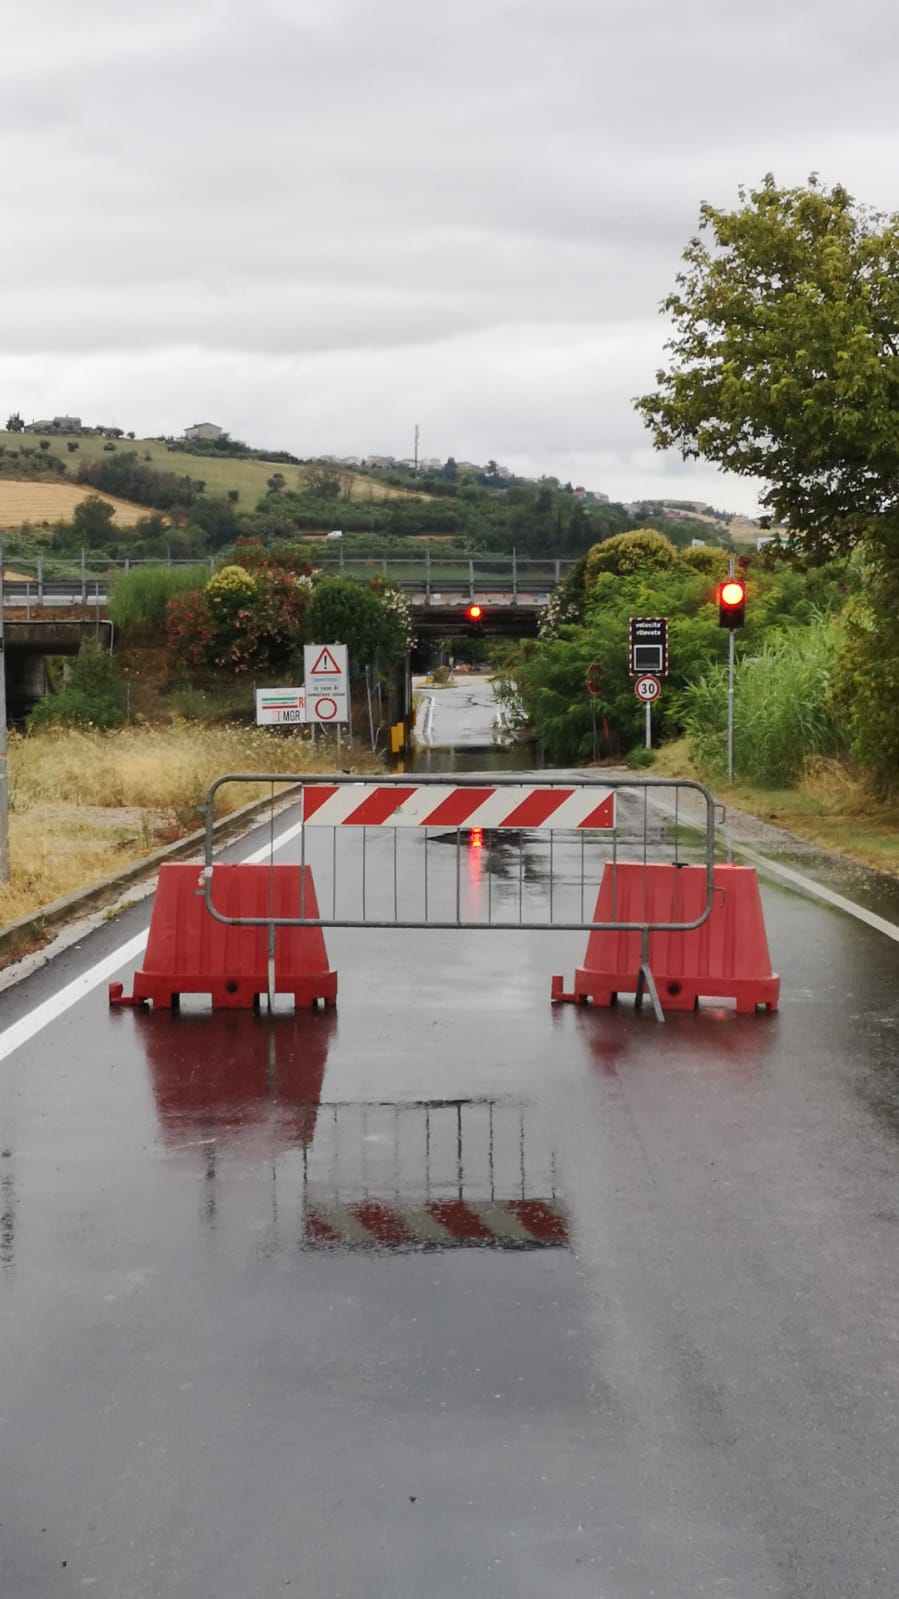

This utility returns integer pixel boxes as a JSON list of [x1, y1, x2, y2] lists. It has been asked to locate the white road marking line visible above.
[[0, 817, 307, 1063], [730, 841, 899, 944], [0, 931, 149, 1063]]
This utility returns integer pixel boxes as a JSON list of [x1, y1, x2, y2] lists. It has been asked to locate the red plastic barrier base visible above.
[[552, 862, 779, 1014], [109, 863, 337, 1010]]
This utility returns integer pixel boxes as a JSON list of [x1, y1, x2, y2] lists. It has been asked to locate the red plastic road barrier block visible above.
[[552, 862, 779, 1014], [109, 863, 337, 1010]]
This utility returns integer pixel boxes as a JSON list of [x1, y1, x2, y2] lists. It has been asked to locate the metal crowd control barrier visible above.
[[198, 774, 719, 1022]]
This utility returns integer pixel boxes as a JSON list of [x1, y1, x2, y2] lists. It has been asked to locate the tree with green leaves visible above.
[[636, 175, 899, 791], [636, 175, 899, 565], [71, 494, 117, 541], [302, 576, 411, 669]]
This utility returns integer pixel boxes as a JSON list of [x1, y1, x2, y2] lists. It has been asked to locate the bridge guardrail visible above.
[[2, 554, 573, 609]]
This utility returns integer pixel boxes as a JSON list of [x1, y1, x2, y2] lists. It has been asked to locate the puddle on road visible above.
[[412, 740, 539, 775], [130, 1011, 570, 1256]]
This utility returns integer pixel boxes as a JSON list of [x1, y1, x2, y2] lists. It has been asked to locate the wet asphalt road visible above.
[[1, 686, 898, 1597]]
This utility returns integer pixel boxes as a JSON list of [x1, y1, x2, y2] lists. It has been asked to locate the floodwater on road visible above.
[[412, 672, 538, 772]]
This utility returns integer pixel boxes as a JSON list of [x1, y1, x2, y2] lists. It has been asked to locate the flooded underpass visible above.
[[412, 671, 538, 774]]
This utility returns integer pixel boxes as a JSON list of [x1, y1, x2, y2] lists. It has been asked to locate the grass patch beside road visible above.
[[1, 722, 378, 930], [654, 740, 899, 877]]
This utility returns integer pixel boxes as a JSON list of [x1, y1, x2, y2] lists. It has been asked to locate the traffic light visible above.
[[718, 577, 746, 629], [465, 602, 485, 629]]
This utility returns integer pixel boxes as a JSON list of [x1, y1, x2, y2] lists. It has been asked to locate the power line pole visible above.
[[413, 423, 419, 476], [0, 542, 9, 881]]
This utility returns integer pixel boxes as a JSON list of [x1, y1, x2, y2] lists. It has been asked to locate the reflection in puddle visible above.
[[141, 1009, 334, 1151], [303, 1097, 567, 1251], [134, 1014, 568, 1253]]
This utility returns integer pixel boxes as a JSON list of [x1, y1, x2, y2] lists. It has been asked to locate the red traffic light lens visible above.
[[719, 579, 745, 608], [466, 603, 483, 621]]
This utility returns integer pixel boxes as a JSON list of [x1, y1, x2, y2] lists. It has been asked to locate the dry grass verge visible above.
[[1, 722, 377, 927]]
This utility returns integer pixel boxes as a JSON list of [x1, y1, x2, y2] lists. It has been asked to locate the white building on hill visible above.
[[184, 422, 225, 442]]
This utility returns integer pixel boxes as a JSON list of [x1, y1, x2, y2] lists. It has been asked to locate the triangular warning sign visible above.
[[311, 647, 342, 674]]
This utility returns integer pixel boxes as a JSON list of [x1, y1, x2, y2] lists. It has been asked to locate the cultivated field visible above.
[[0, 480, 152, 530], [0, 432, 422, 510]]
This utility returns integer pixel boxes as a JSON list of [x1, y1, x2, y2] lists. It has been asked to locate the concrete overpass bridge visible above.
[[1, 553, 567, 713], [2, 618, 113, 719]]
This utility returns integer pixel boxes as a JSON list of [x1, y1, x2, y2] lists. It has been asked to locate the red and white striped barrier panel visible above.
[[300, 784, 615, 830], [303, 1197, 568, 1250]]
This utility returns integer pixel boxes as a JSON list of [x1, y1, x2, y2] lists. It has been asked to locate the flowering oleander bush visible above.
[[367, 577, 416, 656], [165, 557, 413, 679], [167, 563, 312, 675]]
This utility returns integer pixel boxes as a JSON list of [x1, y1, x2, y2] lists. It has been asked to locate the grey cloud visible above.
[[1, 0, 897, 510]]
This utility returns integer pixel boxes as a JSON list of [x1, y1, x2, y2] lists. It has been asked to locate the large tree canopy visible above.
[[636, 175, 899, 563]]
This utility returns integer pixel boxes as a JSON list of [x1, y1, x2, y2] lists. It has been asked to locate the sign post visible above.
[[629, 620, 667, 755], [585, 661, 603, 762], [634, 673, 661, 750]]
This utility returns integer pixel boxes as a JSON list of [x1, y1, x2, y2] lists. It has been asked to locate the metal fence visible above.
[[0, 553, 574, 609], [199, 773, 718, 1021]]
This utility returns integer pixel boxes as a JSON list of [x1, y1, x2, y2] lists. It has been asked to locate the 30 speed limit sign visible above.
[[634, 674, 661, 704]]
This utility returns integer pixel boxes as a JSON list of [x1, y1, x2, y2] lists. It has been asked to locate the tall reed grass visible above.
[[684, 619, 845, 786], [108, 564, 209, 639]]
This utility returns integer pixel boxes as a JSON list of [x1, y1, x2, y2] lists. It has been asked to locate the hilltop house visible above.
[[184, 422, 225, 443], [24, 415, 83, 433]]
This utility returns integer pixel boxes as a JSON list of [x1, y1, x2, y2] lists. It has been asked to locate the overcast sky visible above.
[[2, 0, 897, 513]]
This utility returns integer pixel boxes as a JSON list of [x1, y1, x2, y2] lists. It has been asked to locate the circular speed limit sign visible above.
[[634, 674, 661, 704]]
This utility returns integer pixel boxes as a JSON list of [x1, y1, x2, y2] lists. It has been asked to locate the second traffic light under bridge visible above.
[[412, 600, 541, 638]]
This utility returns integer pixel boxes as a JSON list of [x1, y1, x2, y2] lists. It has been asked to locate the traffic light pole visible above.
[[727, 629, 735, 781], [727, 557, 735, 782]]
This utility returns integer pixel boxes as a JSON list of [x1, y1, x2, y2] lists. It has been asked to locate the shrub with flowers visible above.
[[367, 577, 416, 657], [167, 562, 312, 676], [167, 555, 413, 680]]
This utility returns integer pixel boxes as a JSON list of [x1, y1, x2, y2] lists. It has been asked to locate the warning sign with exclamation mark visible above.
[[304, 642, 349, 724]]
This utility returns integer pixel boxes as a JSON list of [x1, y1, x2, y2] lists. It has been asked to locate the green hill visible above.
[[0, 432, 416, 511]]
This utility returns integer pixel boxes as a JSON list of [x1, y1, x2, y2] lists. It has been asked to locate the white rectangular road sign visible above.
[[255, 687, 306, 726], [304, 642, 349, 724]]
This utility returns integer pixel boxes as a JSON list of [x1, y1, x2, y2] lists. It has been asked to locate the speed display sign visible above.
[[634, 674, 661, 703]]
